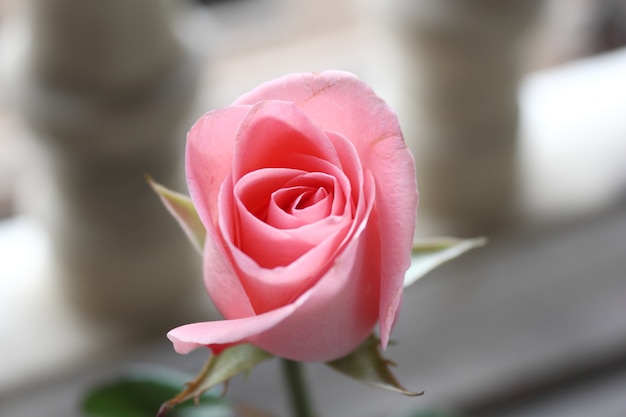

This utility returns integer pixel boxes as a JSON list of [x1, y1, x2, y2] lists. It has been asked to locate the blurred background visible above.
[[0, 0, 625, 416]]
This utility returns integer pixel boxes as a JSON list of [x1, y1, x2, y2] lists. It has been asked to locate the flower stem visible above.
[[281, 359, 316, 417]]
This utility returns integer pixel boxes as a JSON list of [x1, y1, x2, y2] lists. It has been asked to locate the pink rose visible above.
[[168, 71, 418, 362]]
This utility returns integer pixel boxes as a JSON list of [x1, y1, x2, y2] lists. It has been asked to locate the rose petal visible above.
[[232, 100, 342, 180], [167, 299, 300, 354], [200, 210, 255, 320], [186, 105, 252, 227]]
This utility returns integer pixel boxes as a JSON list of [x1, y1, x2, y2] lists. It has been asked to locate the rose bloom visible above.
[[169, 71, 418, 362]]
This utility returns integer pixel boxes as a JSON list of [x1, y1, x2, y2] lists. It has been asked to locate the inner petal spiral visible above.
[[267, 185, 332, 229]]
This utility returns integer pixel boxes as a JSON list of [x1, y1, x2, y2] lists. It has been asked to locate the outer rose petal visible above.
[[168, 301, 299, 355], [199, 207, 255, 319], [185, 106, 264, 320], [235, 71, 418, 348], [168, 172, 378, 362], [186, 105, 251, 227]]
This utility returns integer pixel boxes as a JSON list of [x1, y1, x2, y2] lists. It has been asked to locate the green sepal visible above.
[[158, 344, 274, 416], [81, 367, 233, 417], [326, 335, 423, 396], [405, 237, 486, 288], [146, 175, 206, 253]]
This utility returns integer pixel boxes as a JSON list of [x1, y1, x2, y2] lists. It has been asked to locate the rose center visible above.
[[267, 184, 332, 228], [292, 187, 328, 210]]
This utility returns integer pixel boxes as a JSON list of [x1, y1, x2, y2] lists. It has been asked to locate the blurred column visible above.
[[12, 0, 202, 333], [381, 0, 541, 236]]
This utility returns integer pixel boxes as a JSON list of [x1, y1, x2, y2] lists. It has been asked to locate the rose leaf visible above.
[[157, 344, 274, 416], [81, 367, 232, 417], [404, 237, 486, 288], [326, 335, 423, 396], [146, 175, 206, 253]]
